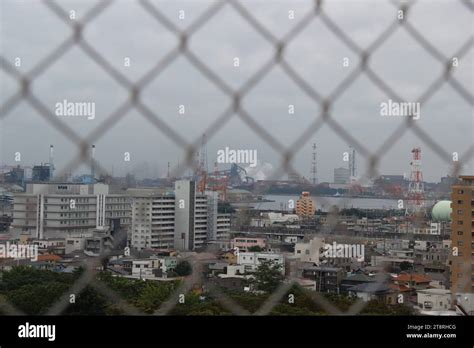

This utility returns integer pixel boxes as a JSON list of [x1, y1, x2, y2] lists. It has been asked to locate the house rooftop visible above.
[[392, 273, 431, 283]]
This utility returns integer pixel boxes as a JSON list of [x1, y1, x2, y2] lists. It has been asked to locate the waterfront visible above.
[[233, 195, 435, 212]]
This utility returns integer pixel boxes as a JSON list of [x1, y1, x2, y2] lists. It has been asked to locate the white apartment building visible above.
[[295, 236, 325, 264], [130, 181, 230, 251], [12, 183, 131, 239], [206, 191, 231, 242], [237, 251, 285, 274], [130, 189, 175, 250], [216, 214, 231, 240]]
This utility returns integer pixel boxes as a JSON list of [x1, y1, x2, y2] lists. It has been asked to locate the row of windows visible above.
[[106, 204, 129, 208], [59, 213, 89, 217], [107, 198, 130, 203], [456, 189, 474, 195], [58, 220, 92, 225], [235, 239, 259, 243]]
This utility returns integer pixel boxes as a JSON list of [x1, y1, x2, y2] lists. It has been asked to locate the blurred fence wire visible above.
[[0, 0, 473, 316]]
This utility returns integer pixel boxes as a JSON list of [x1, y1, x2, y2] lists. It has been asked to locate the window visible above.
[[458, 190, 464, 194], [457, 210, 463, 215]]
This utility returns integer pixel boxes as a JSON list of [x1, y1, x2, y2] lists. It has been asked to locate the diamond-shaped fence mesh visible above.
[[0, 0, 472, 317]]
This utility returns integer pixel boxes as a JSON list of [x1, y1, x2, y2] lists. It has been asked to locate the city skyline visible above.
[[0, 0, 472, 182], [0, 1, 473, 342]]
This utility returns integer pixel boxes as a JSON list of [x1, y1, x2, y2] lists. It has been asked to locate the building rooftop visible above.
[[348, 282, 391, 294], [37, 254, 62, 262], [417, 288, 451, 295], [392, 273, 431, 283], [459, 175, 474, 180], [342, 273, 376, 283]]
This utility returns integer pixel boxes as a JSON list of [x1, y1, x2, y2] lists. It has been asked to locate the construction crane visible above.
[[198, 162, 228, 200]]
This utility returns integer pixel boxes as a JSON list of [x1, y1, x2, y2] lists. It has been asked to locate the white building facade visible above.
[[12, 183, 131, 239]]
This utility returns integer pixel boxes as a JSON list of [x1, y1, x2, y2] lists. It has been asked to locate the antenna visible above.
[[199, 133, 208, 174], [406, 147, 425, 215], [349, 146, 356, 178], [91, 144, 96, 179], [49, 145, 54, 180], [311, 143, 317, 185]]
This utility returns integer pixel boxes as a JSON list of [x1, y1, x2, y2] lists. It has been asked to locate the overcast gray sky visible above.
[[0, 0, 472, 182]]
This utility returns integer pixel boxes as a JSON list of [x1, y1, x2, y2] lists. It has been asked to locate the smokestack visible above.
[[49, 145, 54, 180], [91, 144, 95, 179]]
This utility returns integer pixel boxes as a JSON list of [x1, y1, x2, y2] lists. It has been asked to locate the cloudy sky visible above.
[[0, 0, 472, 182]]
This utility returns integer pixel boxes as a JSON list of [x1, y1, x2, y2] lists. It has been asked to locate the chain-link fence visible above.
[[0, 0, 473, 316]]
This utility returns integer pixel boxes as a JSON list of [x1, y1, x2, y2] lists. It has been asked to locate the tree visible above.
[[64, 287, 109, 315], [248, 245, 263, 252], [134, 282, 174, 313], [7, 282, 69, 314], [361, 299, 414, 315], [175, 260, 192, 276], [249, 260, 285, 293]]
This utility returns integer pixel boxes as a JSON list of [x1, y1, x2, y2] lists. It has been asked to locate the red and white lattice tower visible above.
[[406, 147, 425, 215]]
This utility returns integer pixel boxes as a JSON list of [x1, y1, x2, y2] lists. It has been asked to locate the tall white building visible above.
[[130, 188, 175, 250], [130, 181, 230, 251], [206, 191, 230, 242], [216, 213, 231, 240], [12, 183, 131, 239]]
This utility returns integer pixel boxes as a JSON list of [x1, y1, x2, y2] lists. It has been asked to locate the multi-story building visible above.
[[130, 188, 175, 250], [130, 181, 230, 251], [295, 236, 325, 264], [296, 191, 316, 217], [215, 213, 231, 240], [450, 176, 474, 294], [237, 251, 285, 274], [174, 180, 208, 251], [301, 265, 344, 293], [231, 237, 266, 252], [334, 167, 350, 184], [12, 183, 131, 239], [206, 191, 231, 242], [131, 258, 161, 278]]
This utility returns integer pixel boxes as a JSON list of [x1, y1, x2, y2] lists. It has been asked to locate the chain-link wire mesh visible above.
[[0, 0, 473, 317]]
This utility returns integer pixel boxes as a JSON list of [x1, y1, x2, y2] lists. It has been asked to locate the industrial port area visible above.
[[0, 142, 472, 317]]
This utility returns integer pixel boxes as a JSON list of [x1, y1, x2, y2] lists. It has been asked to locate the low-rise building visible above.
[[301, 265, 344, 293], [237, 251, 285, 274], [131, 258, 161, 278], [250, 212, 299, 227], [340, 273, 376, 293], [348, 282, 396, 303], [417, 289, 452, 312], [294, 236, 325, 264], [231, 237, 266, 252]]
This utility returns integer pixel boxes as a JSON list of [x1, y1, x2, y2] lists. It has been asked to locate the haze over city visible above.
[[0, 0, 472, 182]]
